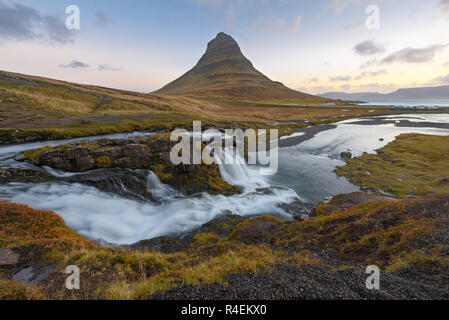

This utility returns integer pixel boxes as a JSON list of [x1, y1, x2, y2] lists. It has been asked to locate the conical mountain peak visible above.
[[154, 33, 326, 102], [197, 33, 244, 65]]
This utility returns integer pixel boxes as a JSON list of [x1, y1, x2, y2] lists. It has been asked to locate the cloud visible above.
[[381, 44, 448, 64], [308, 77, 319, 83], [98, 64, 122, 72], [327, 0, 390, 14], [256, 15, 302, 33], [329, 75, 352, 82], [59, 60, 90, 69], [42, 15, 74, 45], [95, 10, 109, 26], [354, 40, 385, 56], [444, 61, 449, 67], [360, 59, 378, 69], [340, 84, 351, 90], [433, 73, 449, 84], [312, 85, 335, 93], [355, 69, 387, 80], [0, 1, 75, 45], [341, 19, 365, 32], [439, 0, 449, 11]]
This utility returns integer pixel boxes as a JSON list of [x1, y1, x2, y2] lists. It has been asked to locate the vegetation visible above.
[[0, 70, 409, 146], [2, 193, 448, 300], [276, 197, 449, 269], [0, 280, 47, 300], [1, 68, 449, 299], [336, 133, 449, 197], [0, 201, 92, 263]]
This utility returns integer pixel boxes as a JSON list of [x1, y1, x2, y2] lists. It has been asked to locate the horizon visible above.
[[1, 0, 448, 95]]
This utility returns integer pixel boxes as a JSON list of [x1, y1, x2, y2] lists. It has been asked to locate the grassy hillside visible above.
[[0, 69, 402, 144]]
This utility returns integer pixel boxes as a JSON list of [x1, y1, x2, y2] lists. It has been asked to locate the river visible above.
[[0, 113, 448, 245]]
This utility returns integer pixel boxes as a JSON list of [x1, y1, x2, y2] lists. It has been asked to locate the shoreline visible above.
[[278, 113, 449, 148]]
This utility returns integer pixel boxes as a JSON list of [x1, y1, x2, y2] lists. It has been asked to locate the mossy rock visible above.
[[230, 215, 284, 245]]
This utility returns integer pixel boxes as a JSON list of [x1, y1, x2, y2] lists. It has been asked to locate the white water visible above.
[[0, 148, 299, 245], [1, 113, 449, 244]]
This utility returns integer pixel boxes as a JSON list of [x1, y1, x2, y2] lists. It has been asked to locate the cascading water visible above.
[[2, 114, 449, 245], [0, 146, 300, 245], [217, 147, 269, 190]]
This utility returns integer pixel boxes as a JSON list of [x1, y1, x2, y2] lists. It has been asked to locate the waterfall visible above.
[[216, 147, 268, 190]]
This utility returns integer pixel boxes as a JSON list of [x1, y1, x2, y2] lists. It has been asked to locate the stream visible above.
[[1, 113, 448, 245]]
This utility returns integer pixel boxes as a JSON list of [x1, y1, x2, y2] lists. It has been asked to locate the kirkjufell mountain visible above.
[[155, 32, 326, 102]]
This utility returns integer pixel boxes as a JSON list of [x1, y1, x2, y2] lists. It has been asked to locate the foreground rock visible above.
[[149, 264, 449, 300], [1, 194, 449, 300], [131, 214, 245, 253], [314, 192, 397, 216]]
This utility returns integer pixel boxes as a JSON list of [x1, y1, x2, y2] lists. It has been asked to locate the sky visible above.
[[0, 0, 448, 94]]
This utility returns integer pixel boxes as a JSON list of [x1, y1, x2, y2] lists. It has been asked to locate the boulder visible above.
[[0, 248, 20, 266], [340, 151, 352, 159]]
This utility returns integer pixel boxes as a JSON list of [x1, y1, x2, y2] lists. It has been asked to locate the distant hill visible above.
[[154, 32, 328, 103], [320, 85, 449, 101]]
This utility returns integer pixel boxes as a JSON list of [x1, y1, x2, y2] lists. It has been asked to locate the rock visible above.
[[14, 153, 26, 161], [278, 199, 313, 221], [340, 151, 352, 159], [180, 213, 245, 243], [62, 169, 158, 202], [131, 214, 245, 251], [313, 192, 397, 216], [230, 216, 283, 245], [16, 136, 240, 196], [13, 267, 34, 282], [0, 248, 20, 266], [0, 167, 52, 184], [12, 265, 54, 284], [131, 237, 186, 254]]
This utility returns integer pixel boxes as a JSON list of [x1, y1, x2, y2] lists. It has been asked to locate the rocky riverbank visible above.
[[1, 192, 448, 300], [8, 134, 240, 198]]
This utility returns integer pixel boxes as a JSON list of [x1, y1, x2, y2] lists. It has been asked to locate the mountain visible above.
[[320, 85, 449, 101], [154, 32, 327, 102]]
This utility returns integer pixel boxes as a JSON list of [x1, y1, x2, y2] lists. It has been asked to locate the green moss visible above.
[[192, 232, 220, 245], [23, 146, 52, 161], [95, 156, 112, 167], [150, 164, 173, 182], [336, 133, 449, 197]]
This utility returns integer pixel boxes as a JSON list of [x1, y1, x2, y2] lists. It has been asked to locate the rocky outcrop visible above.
[[131, 214, 245, 253], [314, 192, 397, 216], [22, 137, 166, 172], [0, 249, 20, 266], [15, 136, 240, 197], [0, 167, 52, 184]]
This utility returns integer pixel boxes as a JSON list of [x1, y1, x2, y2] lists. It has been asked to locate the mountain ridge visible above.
[[320, 85, 449, 101]]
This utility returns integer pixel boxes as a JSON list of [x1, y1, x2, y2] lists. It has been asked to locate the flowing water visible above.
[[1, 114, 449, 245]]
